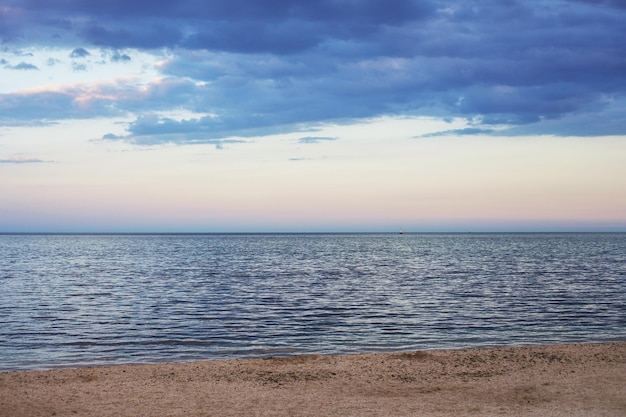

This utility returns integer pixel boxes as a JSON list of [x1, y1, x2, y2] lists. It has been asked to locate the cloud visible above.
[[11, 0, 435, 52], [101, 127, 246, 148], [416, 128, 498, 138], [0, 157, 48, 164], [0, 77, 207, 126], [121, 112, 290, 144], [70, 47, 90, 58], [0, 82, 129, 124], [2, 1, 626, 141], [111, 50, 131, 62], [101, 133, 121, 140], [82, 24, 184, 49], [298, 136, 337, 144], [7, 62, 39, 70]]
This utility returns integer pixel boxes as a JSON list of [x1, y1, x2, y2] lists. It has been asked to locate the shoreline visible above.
[[3, 338, 626, 374], [1, 341, 624, 416]]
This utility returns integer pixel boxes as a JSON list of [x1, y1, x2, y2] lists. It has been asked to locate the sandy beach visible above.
[[1, 342, 624, 417]]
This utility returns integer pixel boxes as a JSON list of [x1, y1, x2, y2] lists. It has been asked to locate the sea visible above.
[[1, 233, 625, 372]]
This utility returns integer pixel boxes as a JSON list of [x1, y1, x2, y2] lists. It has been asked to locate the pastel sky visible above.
[[1, 0, 625, 232]]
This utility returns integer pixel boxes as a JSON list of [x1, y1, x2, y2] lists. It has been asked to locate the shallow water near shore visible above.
[[1, 233, 625, 371]]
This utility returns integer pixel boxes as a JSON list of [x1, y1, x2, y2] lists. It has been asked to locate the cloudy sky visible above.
[[1, 0, 625, 232]]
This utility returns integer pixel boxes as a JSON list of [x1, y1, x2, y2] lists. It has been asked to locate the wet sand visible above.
[[1, 342, 624, 417]]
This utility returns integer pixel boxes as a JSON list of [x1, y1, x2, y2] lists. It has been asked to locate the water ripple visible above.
[[1, 233, 625, 371]]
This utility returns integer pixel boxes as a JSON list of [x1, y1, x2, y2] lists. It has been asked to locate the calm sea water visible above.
[[1, 233, 625, 371]]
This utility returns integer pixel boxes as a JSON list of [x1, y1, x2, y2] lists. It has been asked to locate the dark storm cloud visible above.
[[5, 0, 434, 53], [82, 23, 184, 49], [13, 0, 433, 24], [0, 7, 19, 41], [2, 0, 626, 140]]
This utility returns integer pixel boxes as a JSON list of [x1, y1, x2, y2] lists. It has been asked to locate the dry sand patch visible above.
[[1, 342, 624, 417]]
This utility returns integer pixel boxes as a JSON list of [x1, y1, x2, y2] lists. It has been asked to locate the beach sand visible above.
[[1, 342, 624, 417]]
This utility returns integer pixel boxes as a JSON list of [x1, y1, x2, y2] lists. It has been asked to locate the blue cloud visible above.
[[1, 0, 626, 140], [101, 133, 121, 140], [123, 113, 297, 143], [417, 128, 497, 138], [0, 157, 47, 164], [7, 62, 39, 70], [70, 47, 90, 58], [83, 23, 184, 49], [111, 50, 131, 62], [298, 136, 337, 144], [0, 88, 125, 124]]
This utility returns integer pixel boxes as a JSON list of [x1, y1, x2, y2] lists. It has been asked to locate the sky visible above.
[[0, 0, 625, 232]]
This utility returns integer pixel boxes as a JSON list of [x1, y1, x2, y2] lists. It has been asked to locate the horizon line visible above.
[[1, 231, 625, 235]]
